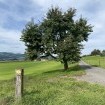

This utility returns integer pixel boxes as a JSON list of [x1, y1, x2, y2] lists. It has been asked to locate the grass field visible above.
[[1, 61, 105, 105], [82, 56, 105, 68], [0, 61, 63, 80]]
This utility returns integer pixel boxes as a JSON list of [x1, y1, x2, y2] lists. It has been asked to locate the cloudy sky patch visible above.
[[0, 0, 104, 54]]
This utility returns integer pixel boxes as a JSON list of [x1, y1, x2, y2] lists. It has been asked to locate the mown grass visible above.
[[1, 61, 105, 105], [0, 61, 63, 80], [82, 56, 105, 68]]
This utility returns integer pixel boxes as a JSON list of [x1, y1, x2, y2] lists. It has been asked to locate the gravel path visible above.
[[76, 61, 105, 85]]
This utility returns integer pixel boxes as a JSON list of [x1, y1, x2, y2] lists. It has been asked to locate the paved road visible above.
[[77, 61, 105, 85]]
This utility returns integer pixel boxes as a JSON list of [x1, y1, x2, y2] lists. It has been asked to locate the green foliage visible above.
[[21, 7, 93, 69], [57, 36, 82, 63], [101, 50, 105, 56], [41, 7, 93, 69], [90, 49, 105, 56], [90, 49, 101, 56], [21, 19, 43, 60]]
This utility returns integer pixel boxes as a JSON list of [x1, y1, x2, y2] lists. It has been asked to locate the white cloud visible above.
[[32, 0, 75, 11], [0, 27, 25, 53], [0, 0, 105, 54], [0, 27, 20, 40]]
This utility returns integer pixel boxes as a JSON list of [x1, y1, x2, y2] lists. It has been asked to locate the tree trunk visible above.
[[64, 60, 68, 70]]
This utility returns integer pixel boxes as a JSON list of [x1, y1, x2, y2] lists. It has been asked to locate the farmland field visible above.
[[0, 61, 64, 80], [1, 61, 105, 105], [82, 56, 105, 68]]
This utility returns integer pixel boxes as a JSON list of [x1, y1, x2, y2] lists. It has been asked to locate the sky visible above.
[[0, 0, 105, 55]]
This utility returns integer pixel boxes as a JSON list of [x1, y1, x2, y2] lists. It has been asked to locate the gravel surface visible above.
[[76, 61, 105, 85]]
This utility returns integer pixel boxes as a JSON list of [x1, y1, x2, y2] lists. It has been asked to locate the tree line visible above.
[[21, 7, 93, 70], [90, 49, 105, 56]]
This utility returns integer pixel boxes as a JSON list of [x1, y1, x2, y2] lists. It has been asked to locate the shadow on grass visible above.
[[24, 89, 41, 96], [0, 96, 14, 105], [43, 65, 82, 74], [92, 65, 99, 67]]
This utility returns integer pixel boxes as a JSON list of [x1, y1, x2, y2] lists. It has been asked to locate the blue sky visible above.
[[0, 0, 105, 54]]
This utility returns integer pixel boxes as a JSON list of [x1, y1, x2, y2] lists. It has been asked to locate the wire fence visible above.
[[83, 56, 105, 68]]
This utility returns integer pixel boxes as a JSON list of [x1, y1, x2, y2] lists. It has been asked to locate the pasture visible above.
[[82, 56, 105, 68], [1, 61, 105, 105], [0, 61, 63, 80]]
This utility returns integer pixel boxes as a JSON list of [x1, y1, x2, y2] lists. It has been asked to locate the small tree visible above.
[[90, 49, 101, 56], [101, 50, 105, 56]]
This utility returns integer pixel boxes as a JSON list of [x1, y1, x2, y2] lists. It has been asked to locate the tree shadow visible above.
[[92, 65, 99, 67], [43, 65, 82, 74], [80, 65, 92, 70], [24, 89, 41, 96], [22, 90, 42, 105]]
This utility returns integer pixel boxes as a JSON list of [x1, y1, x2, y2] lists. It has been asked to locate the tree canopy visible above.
[[90, 49, 105, 56], [90, 49, 101, 56], [21, 7, 93, 70], [101, 50, 105, 56], [21, 19, 43, 60]]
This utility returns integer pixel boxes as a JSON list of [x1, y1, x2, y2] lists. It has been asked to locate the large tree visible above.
[[21, 7, 93, 70], [41, 7, 93, 70]]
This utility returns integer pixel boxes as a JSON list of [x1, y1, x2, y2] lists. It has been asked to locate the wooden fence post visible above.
[[15, 69, 24, 100]]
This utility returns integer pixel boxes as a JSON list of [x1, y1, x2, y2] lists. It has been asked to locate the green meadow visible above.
[[0, 61, 63, 80], [82, 56, 105, 68], [1, 61, 105, 105]]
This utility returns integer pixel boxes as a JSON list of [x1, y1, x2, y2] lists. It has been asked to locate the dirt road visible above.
[[77, 61, 105, 85]]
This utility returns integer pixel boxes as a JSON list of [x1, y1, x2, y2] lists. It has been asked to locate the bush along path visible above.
[[76, 61, 105, 86]]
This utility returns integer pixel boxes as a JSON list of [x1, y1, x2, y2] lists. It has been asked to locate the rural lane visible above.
[[76, 61, 105, 86]]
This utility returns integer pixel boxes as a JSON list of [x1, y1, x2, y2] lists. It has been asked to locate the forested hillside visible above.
[[0, 52, 25, 61]]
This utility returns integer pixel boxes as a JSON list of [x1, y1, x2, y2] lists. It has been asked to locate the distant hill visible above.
[[0, 52, 25, 61]]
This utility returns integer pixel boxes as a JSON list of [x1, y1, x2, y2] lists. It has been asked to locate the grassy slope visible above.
[[0, 61, 105, 105], [82, 56, 105, 68], [0, 61, 63, 80]]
